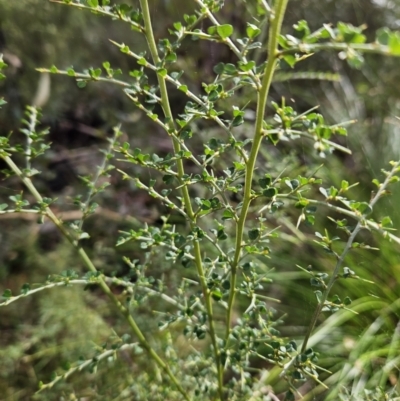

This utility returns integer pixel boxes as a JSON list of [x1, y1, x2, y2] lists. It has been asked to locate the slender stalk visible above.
[[278, 42, 397, 57], [300, 161, 400, 353], [2, 155, 190, 401], [300, 198, 400, 245], [138, 1, 223, 398], [38, 342, 139, 392], [49, 0, 144, 32], [226, 0, 289, 341]]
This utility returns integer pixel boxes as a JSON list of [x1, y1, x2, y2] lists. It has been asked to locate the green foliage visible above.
[[1, 1, 400, 400]]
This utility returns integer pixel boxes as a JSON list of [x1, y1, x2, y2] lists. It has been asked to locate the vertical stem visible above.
[[25, 106, 38, 170], [2, 155, 190, 401], [139, 1, 224, 398], [226, 0, 289, 340]]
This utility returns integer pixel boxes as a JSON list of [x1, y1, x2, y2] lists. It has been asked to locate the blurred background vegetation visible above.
[[1, 0, 400, 399]]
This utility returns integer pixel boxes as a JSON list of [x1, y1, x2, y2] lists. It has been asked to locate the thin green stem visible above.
[[49, 0, 144, 32], [139, 0, 223, 398], [38, 342, 139, 392], [300, 161, 400, 353], [278, 41, 398, 57], [226, 0, 289, 341], [2, 155, 190, 401], [77, 127, 119, 233], [301, 198, 400, 245]]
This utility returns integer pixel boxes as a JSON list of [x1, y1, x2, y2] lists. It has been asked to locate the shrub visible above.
[[1, 1, 400, 400]]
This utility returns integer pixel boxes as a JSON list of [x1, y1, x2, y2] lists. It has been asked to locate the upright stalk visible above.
[[139, 1, 224, 398], [226, 0, 290, 340], [2, 155, 190, 401]]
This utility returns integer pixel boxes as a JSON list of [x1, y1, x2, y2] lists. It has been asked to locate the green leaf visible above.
[[21, 283, 30, 295], [239, 61, 255, 72], [216, 24, 233, 39], [223, 63, 237, 75], [263, 187, 277, 198], [178, 85, 188, 93], [259, 176, 272, 188], [207, 26, 217, 36], [357, 202, 373, 216], [2, 289, 12, 299], [0, 203, 8, 211], [282, 55, 296, 68], [381, 216, 393, 227], [246, 23, 261, 39], [213, 62, 225, 75], [87, 0, 99, 7], [389, 31, 400, 55], [376, 27, 390, 46], [211, 289, 222, 301], [248, 228, 260, 240], [222, 280, 230, 290], [295, 199, 309, 209], [222, 210, 235, 220], [157, 68, 167, 77]]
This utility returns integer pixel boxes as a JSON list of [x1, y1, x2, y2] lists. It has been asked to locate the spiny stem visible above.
[[226, 0, 289, 341], [139, 0, 223, 398]]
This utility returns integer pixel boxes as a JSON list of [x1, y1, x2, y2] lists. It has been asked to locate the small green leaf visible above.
[[222, 210, 235, 220], [283, 55, 296, 68], [246, 23, 261, 39], [216, 24, 233, 39], [223, 63, 237, 75], [295, 199, 309, 209], [213, 62, 225, 75], [207, 26, 217, 36], [21, 283, 30, 295], [248, 228, 260, 241], [222, 280, 230, 290], [263, 187, 277, 198], [239, 60, 255, 72], [2, 289, 12, 299], [178, 85, 188, 93], [211, 289, 222, 301], [389, 31, 400, 55], [357, 202, 373, 216], [381, 216, 393, 227], [259, 176, 272, 188], [157, 68, 167, 77]]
